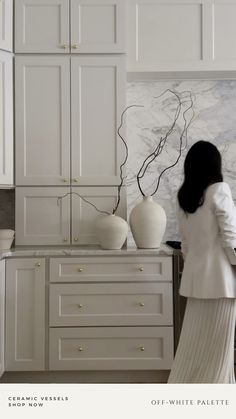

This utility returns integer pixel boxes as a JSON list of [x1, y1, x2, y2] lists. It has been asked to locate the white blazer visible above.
[[178, 182, 236, 298]]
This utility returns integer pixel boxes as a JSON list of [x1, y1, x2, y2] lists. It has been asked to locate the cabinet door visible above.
[[0, 0, 13, 52], [71, 186, 127, 244], [5, 258, 45, 371], [0, 51, 13, 186], [0, 260, 5, 377], [71, 55, 126, 185], [15, 56, 70, 186], [15, 0, 70, 53], [15, 187, 70, 245], [71, 0, 126, 53]]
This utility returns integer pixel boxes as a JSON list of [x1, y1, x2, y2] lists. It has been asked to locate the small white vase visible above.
[[129, 196, 166, 249], [95, 214, 129, 250]]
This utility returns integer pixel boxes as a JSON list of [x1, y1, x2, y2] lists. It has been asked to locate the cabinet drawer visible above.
[[49, 327, 174, 370], [49, 282, 173, 326], [50, 257, 172, 282]]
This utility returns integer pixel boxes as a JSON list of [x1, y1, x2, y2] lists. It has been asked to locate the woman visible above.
[[168, 140, 236, 383]]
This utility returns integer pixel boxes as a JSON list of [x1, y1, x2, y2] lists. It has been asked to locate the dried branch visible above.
[[136, 89, 194, 196], [57, 192, 110, 215], [112, 104, 144, 213]]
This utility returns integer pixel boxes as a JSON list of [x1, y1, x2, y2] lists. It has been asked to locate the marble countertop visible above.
[[0, 244, 173, 260]]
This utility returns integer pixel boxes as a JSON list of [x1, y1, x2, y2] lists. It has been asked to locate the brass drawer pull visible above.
[[77, 303, 83, 309], [78, 346, 83, 352], [138, 266, 144, 272], [139, 302, 145, 307], [35, 262, 41, 267], [139, 346, 145, 352], [78, 267, 83, 272]]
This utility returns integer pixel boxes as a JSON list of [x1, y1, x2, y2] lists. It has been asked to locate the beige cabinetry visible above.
[[0, 260, 5, 377], [15, 187, 126, 245], [49, 255, 174, 370], [0, 0, 13, 52], [5, 258, 46, 371], [0, 51, 13, 187], [15, 55, 126, 187], [127, 0, 236, 72], [15, 0, 125, 54]]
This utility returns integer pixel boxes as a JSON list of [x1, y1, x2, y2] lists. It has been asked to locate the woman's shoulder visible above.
[[205, 181, 232, 202]]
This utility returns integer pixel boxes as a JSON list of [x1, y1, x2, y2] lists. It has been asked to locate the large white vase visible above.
[[95, 214, 129, 250], [129, 196, 166, 249]]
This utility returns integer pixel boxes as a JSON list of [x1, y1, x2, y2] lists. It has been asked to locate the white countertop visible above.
[[0, 244, 173, 260]]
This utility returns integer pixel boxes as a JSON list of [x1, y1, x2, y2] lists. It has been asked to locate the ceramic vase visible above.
[[129, 196, 166, 248], [95, 214, 129, 250]]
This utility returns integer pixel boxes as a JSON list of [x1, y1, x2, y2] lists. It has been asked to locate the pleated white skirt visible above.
[[168, 297, 236, 383]]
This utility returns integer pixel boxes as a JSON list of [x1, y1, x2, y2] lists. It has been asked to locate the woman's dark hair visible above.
[[178, 140, 223, 213]]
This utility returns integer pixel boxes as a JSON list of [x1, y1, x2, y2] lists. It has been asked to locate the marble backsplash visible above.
[[1, 80, 236, 243], [126, 80, 236, 241]]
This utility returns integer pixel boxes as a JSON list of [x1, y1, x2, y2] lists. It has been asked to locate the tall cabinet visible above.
[[0, 0, 126, 244]]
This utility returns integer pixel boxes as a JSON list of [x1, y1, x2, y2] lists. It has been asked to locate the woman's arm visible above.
[[212, 182, 236, 264]]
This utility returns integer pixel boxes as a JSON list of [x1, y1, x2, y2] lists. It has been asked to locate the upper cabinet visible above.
[[127, 0, 236, 72], [0, 0, 13, 52], [70, 0, 126, 53], [14, 0, 126, 54], [15, 55, 126, 186], [15, 0, 70, 53], [0, 51, 13, 187]]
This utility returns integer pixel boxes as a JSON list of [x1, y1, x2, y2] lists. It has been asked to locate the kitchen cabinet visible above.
[[49, 255, 174, 370], [15, 0, 125, 54], [3, 253, 173, 375], [15, 55, 126, 187], [0, 260, 5, 377], [15, 186, 126, 245], [0, 0, 13, 52], [127, 0, 236, 72], [0, 51, 13, 187], [5, 258, 46, 371]]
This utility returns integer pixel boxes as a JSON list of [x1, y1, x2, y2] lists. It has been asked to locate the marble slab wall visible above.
[[126, 80, 236, 241]]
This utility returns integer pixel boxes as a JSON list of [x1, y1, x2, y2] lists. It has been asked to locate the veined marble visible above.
[[126, 80, 236, 241], [0, 244, 173, 260]]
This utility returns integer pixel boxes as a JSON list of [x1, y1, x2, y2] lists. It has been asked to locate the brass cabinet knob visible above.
[[74, 237, 79, 242], [77, 303, 83, 309], [35, 262, 41, 267], [73, 178, 79, 183], [139, 302, 145, 307], [139, 347, 145, 352], [62, 178, 68, 183], [138, 266, 144, 272], [78, 267, 83, 272], [61, 44, 68, 49], [63, 237, 68, 242], [72, 44, 78, 49], [78, 346, 83, 352]]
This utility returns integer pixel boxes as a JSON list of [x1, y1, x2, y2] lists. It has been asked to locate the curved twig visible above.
[[57, 192, 110, 215]]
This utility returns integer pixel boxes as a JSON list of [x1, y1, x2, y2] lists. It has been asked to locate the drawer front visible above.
[[50, 256, 172, 283], [49, 327, 174, 370], [49, 283, 173, 326]]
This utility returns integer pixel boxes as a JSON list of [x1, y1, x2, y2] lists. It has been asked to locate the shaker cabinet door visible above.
[[15, 187, 71, 245], [0, 52, 13, 186], [0, 0, 13, 52], [71, 55, 126, 186], [15, 0, 70, 53], [15, 56, 70, 186], [5, 258, 45, 371], [71, 0, 126, 53]]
